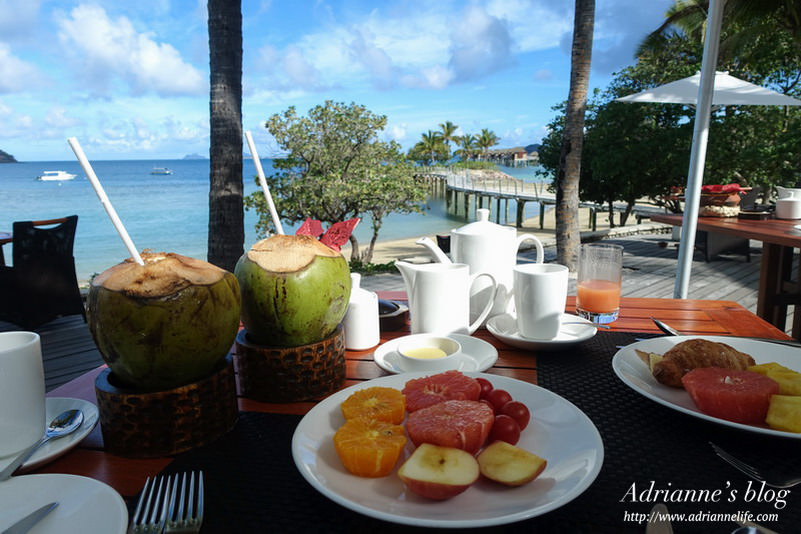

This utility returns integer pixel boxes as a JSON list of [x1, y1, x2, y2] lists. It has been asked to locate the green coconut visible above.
[[235, 234, 351, 347], [88, 252, 241, 391]]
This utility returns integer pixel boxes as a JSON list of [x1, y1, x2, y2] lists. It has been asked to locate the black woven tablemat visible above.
[[149, 332, 801, 533]]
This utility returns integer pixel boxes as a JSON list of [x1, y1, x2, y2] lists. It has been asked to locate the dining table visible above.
[[31, 294, 801, 533], [652, 213, 801, 339]]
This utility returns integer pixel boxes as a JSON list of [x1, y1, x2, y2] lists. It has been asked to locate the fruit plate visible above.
[[612, 335, 801, 439], [291, 372, 604, 528]]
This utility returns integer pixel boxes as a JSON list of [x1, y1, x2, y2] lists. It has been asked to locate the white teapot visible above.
[[417, 208, 543, 322], [776, 186, 801, 199]]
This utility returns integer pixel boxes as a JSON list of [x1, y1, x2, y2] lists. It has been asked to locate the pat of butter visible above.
[[403, 347, 448, 360]]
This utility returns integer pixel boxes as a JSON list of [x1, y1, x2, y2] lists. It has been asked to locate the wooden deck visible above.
[[1, 230, 793, 391]]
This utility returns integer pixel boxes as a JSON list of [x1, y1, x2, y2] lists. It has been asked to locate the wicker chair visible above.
[[0, 215, 86, 329]]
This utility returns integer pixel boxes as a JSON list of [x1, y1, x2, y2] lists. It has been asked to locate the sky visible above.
[[0, 0, 675, 161]]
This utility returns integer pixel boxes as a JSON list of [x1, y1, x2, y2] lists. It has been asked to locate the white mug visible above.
[[0, 332, 45, 457], [513, 263, 569, 339]]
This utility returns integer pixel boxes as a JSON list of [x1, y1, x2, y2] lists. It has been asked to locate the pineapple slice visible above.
[[748, 362, 801, 396], [766, 395, 801, 433], [748, 362, 788, 375]]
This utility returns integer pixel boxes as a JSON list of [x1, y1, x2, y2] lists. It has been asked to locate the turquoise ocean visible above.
[[0, 159, 547, 281]]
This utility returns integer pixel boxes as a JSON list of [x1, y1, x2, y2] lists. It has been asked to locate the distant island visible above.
[[0, 149, 18, 163], [183, 153, 207, 160]]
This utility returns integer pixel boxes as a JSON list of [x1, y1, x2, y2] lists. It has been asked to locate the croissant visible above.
[[651, 338, 755, 388]]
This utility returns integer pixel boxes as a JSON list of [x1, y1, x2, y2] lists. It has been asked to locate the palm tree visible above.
[[455, 134, 477, 161], [476, 128, 499, 160], [419, 130, 443, 165], [438, 121, 459, 161], [207, 0, 244, 272], [639, 0, 801, 60], [556, 0, 595, 271]]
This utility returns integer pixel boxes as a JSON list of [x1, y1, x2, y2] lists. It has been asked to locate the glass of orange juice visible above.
[[576, 243, 623, 324]]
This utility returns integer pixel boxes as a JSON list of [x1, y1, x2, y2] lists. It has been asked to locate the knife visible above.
[[645, 503, 673, 534], [1, 502, 58, 534], [651, 318, 801, 348]]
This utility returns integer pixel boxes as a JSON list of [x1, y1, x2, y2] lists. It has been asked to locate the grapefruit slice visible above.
[[406, 400, 494, 454], [682, 367, 780, 425], [402, 370, 481, 413]]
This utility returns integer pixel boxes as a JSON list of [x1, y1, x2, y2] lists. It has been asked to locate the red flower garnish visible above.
[[295, 217, 360, 251], [296, 218, 325, 237], [701, 184, 746, 194], [320, 218, 360, 251]]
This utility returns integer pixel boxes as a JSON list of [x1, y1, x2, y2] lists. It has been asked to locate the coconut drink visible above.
[[235, 234, 351, 347], [88, 252, 241, 391]]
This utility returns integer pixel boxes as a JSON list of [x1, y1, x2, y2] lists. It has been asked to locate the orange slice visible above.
[[333, 418, 407, 477], [340, 386, 406, 424]]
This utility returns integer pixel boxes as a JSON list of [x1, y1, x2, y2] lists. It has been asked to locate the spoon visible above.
[[0, 409, 84, 481]]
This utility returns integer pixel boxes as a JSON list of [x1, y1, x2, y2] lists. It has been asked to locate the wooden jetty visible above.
[[416, 170, 667, 230]]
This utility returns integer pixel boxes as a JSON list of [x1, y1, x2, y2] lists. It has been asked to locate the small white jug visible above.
[[395, 261, 497, 335]]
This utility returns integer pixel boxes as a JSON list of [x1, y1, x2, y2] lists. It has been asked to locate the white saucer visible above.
[[487, 313, 597, 350], [374, 333, 498, 374], [0, 474, 127, 533], [0, 397, 99, 474]]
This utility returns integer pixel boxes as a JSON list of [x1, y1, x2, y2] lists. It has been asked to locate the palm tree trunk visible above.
[[556, 0, 595, 271], [207, 0, 244, 272]]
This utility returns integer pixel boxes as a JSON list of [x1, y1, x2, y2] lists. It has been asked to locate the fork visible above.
[[165, 471, 204, 533], [710, 442, 801, 489], [129, 475, 173, 534]]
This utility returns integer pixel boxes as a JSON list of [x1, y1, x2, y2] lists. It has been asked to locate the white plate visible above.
[[0, 474, 126, 533], [613, 336, 801, 438], [0, 398, 99, 473], [292, 372, 604, 528], [374, 333, 498, 374], [486, 313, 597, 350]]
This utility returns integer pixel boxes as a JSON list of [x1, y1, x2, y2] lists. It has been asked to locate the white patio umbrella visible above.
[[617, 71, 801, 108], [616, 1, 801, 298]]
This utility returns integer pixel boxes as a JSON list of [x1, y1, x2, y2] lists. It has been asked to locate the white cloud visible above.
[[56, 4, 204, 96], [348, 29, 397, 90], [45, 107, 80, 128], [0, 43, 43, 93], [448, 5, 514, 82]]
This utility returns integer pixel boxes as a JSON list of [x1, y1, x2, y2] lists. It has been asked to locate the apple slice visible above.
[[477, 441, 547, 486], [397, 443, 479, 500]]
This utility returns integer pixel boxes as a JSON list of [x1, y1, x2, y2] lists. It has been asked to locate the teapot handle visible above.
[[466, 272, 497, 334], [516, 234, 544, 264]]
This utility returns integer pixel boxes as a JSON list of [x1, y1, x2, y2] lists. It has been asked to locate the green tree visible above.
[[556, 0, 595, 271], [454, 134, 478, 161], [409, 130, 447, 165], [207, 0, 244, 272], [438, 121, 459, 160], [476, 128, 499, 158], [245, 101, 427, 263]]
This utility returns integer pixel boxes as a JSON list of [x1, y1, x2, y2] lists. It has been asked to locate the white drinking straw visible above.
[[67, 137, 145, 265], [245, 130, 284, 235]]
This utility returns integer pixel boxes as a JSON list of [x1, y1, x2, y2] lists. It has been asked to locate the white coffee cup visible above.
[[0, 332, 45, 458], [513, 263, 569, 339]]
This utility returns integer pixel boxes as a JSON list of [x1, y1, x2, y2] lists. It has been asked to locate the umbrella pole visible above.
[[674, 0, 725, 299]]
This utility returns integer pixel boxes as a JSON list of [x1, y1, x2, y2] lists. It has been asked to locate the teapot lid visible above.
[[453, 208, 510, 236]]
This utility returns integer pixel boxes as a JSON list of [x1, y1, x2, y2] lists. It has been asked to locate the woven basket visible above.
[[95, 354, 238, 458], [235, 324, 346, 402]]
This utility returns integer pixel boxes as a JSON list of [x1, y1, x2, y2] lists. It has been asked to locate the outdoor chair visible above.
[[0, 215, 86, 329]]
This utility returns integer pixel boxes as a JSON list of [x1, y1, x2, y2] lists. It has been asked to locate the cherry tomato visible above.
[[476, 377, 494, 399], [500, 401, 530, 430], [489, 415, 521, 445], [485, 389, 513, 412]]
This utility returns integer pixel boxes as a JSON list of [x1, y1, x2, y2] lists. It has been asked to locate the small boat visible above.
[[36, 170, 76, 181], [150, 167, 173, 175]]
